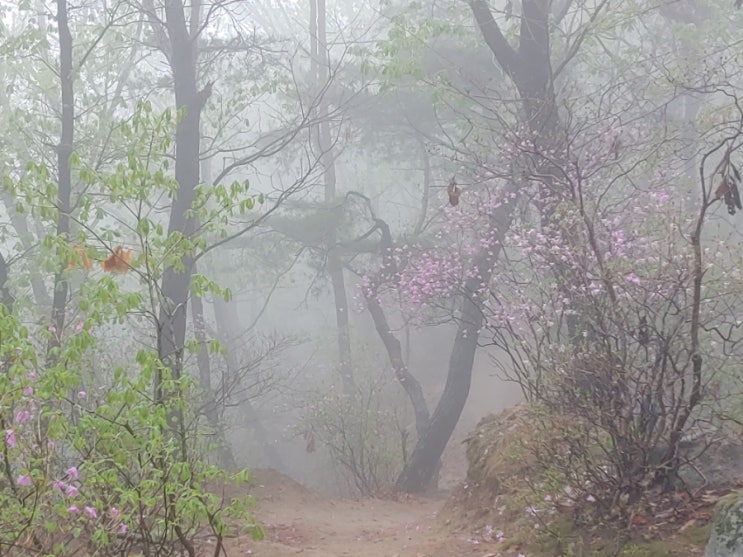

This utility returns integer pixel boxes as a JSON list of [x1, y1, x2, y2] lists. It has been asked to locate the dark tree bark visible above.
[[395, 200, 514, 492], [48, 0, 74, 360], [155, 1, 210, 404], [395, 1, 556, 492]]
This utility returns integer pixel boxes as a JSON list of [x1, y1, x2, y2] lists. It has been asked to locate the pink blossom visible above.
[[84, 506, 97, 519], [47, 440, 55, 451], [48, 325, 56, 334], [119, 523, 128, 534], [65, 484, 79, 497], [22, 386, 33, 396], [110, 507, 119, 520], [77, 391, 87, 399], [68, 505, 80, 514], [14, 409, 31, 424], [66, 466, 79, 480], [16, 475, 31, 486], [75, 322, 84, 333], [5, 429, 16, 448], [625, 273, 641, 285], [53, 480, 65, 491]]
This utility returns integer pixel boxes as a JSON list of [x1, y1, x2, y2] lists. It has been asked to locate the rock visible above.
[[705, 491, 743, 557]]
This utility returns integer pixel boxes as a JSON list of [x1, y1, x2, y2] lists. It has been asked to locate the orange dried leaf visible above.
[[102, 246, 132, 273], [67, 246, 92, 271]]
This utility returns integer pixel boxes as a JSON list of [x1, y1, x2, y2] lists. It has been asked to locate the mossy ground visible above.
[[443, 404, 726, 556]]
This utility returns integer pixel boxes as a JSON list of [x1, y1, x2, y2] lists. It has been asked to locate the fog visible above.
[[1, 0, 743, 553]]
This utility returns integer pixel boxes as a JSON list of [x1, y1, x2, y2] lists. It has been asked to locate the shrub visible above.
[[0, 310, 258, 556]]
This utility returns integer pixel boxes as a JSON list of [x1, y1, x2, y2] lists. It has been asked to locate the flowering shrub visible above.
[[357, 95, 743, 515], [0, 103, 261, 555], [0, 309, 257, 556]]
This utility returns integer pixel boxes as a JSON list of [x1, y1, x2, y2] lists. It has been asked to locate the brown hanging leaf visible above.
[[715, 180, 728, 200], [447, 177, 461, 206]]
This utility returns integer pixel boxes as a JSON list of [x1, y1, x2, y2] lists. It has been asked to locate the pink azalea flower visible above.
[[5, 429, 16, 448], [64, 484, 79, 497], [14, 409, 31, 424], [68, 505, 80, 514], [16, 475, 31, 486], [84, 506, 97, 519], [66, 466, 79, 480], [53, 480, 65, 491], [625, 273, 641, 285]]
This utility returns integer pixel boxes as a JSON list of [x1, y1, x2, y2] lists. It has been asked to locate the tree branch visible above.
[[468, 0, 520, 81]]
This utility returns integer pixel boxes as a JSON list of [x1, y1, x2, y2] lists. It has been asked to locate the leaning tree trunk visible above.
[[366, 297, 430, 439], [395, 0, 555, 493], [395, 203, 514, 492]]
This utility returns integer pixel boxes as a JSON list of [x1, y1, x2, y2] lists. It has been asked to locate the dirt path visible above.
[[215, 470, 498, 557]]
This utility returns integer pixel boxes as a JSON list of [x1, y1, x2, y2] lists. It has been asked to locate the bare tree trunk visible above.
[[366, 297, 430, 438], [395, 200, 514, 492], [0, 64, 50, 311], [394, 0, 556, 492], [48, 0, 74, 360], [310, 0, 355, 394], [156, 1, 210, 414]]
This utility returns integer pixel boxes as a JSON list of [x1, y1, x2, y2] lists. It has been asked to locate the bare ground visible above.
[[210, 469, 503, 557]]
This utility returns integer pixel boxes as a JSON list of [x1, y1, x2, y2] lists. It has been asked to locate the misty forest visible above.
[[4, 0, 743, 555]]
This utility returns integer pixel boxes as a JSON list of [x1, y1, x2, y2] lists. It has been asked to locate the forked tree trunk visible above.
[[394, 0, 554, 493], [395, 205, 514, 492]]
